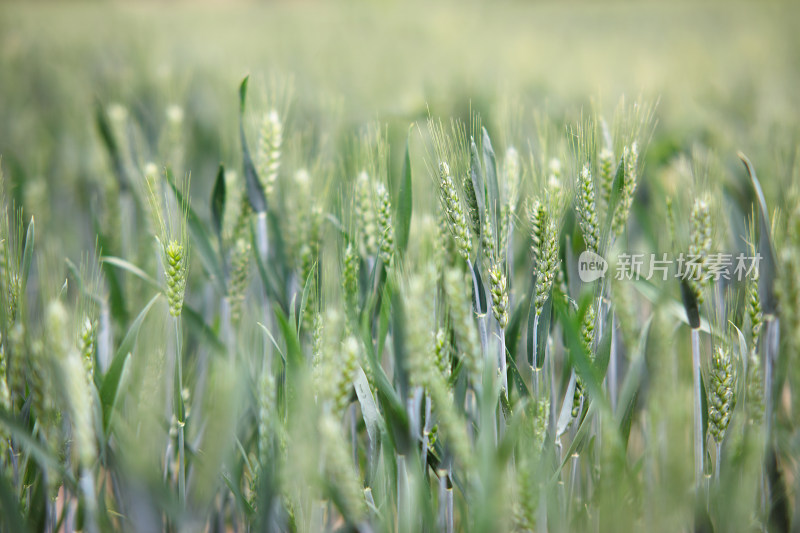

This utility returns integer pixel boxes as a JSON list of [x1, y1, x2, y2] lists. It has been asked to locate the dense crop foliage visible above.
[[1, 2, 800, 532]]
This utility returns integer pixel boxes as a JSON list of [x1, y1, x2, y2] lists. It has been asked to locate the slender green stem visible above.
[[174, 316, 186, 507], [438, 469, 449, 531], [764, 318, 779, 444], [468, 261, 488, 360], [349, 403, 359, 477], [532, 313, 540, 397], [255, 211, 272, 334], [397, 454, 409, 532], [691, 327, 703, 491], [568, 452, 580, 516], [445, 476, 454, 533], [46, 498, 56, 533], [80, 469, 99, 533], [608, 311, 618, 414], [422, 394, 432, 472], [499, 329, 507, 398], [498, 329, 508, 439], [761, 317, 779, 524]]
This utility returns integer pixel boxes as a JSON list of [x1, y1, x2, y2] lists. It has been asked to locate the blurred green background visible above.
[[0, 0, 798, 256]]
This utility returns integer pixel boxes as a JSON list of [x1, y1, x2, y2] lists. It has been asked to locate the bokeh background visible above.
[[0, 0, 798, 258]]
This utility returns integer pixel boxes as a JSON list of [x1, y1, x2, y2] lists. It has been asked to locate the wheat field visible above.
[[0, 1, 799, 532]]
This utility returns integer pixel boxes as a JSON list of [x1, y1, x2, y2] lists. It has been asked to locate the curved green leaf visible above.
[[617, 318, 652, 448], [95, 101, 129, 191], [354, 365, 384, 446], [680, 278, 701, 329], [20, 216, 34, 289], [469, 137, 486, 234], [395, 125, 413, 259], [0, 409, 76, 488], [183, 304, 225, 356], [738, 152, 777, 316], [0, 465, 27, 533], [297, 262, 316, 338], [238, 76, 267, 214], [481, 127, 500, 243], [211, 163, 226, 248], [100, 293, 161, 433], [599, 155, 626, 256], [100, 256, 159, 289], [166, 169, 226, 294]]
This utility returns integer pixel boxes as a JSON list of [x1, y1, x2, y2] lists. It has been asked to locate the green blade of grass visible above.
[[211, 163, 226, 257], [0, 467, 27, 533], [680, 278, 701, 329], [470, 137, 486, 233], [599, 155, 626, 257], [183, 304, 225, 356], [92, 212, 128, 324], [395, 125, 414, 259], [616, 318, 652, 449], [0, 409, 76, 488], [250, 216, 287, 313], [738, 152, 777, 316], [297, 262, 316, 338], [100, 293, 161, 433], [165, 168, 226, 293], [95, 100, 129, 191], [238, 76, 267, 215], [273, 305, 304, 372], [481, 127, 500, 243], [354, 365, 384, 446], [20, 216, 34, 289], [100, 256, 159, 289], [391, 283, 410, 403]]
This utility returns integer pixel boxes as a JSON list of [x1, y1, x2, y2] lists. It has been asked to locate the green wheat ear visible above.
[[488, 263, 508, 329], [335, 336, 359, 415], [688, 196, 712, 304], [48, 300, 96, 469], [341, 242, 360, 325], [145, 167, 190, 316], [529, 193, 561, 316], [609, 142, 638, 236], [576, 163, 599, 254], [375, 181, 394, 264], [746, 348, 765, 426], [745, 260, 764, 425], [528, 197, 546, 265], [443, 267, 481, 387], [534, 215, 559, 318], [78, 316, 95, 383], [433, 328, 451, 380], [708, 344, 736, 443], [598, 146, 615, 210], [439, 161, 473, 262], [747, 263, 762, 350], [257, 360, 275, 464], [572, 302, 596, 417], [228, 237, 251, 325], [498, 146, 520, 261], [481, 207, 495, 265], [257, 109, 282, 202], [355, 171, 377, 257], [165, 240, 187, 317], [318, 413, 367, 523]]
